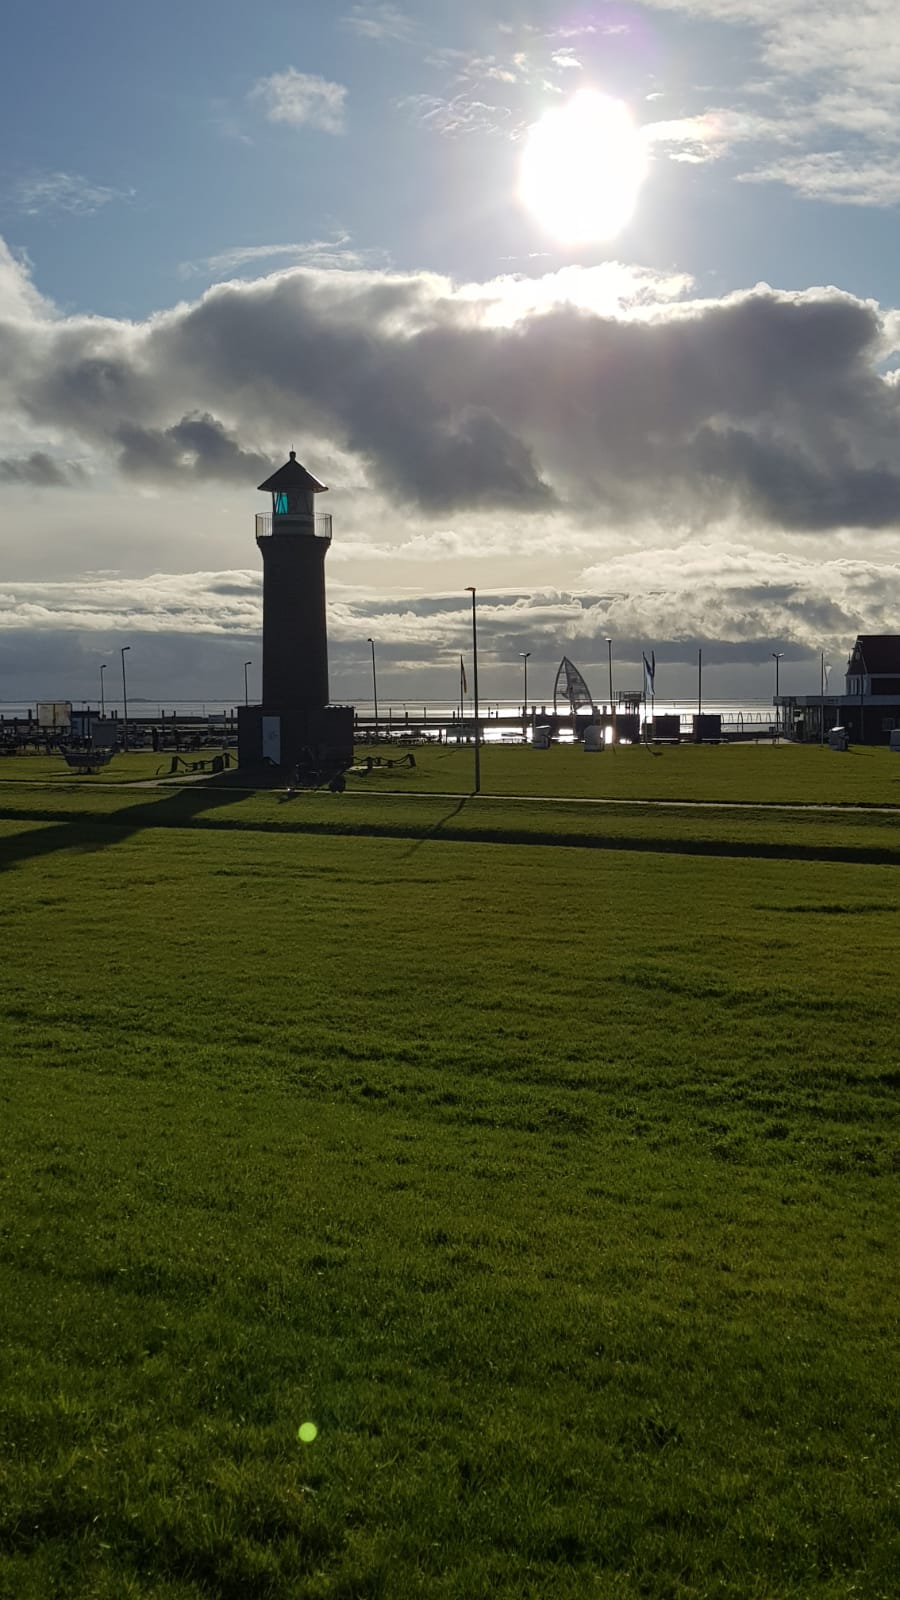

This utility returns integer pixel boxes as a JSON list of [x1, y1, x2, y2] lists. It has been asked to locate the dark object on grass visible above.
[[284, 751, 350, 797], [358, 752, 417, 774], [62, 749, 114, 773]]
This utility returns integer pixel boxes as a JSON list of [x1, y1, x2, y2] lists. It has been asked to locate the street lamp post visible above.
[[100, 663, 107, 718], [466, 587, 480, 793], [772, 652, 784, 740], [820, 652, 828, 746], [244, 660, 252, 707], [520, 651, 530, 739], [605, 636, 614, 744], [120, 646, 131, 752], [367, 638, 379, 738]]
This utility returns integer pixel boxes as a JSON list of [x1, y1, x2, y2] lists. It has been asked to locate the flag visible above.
[[643, 650, 656, 699], [460, 655, 468, 695]]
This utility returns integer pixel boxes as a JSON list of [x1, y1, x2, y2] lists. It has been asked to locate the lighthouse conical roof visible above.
[[257, 450, 328, 494]]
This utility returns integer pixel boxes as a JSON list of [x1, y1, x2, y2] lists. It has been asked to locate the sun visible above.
[[519, 89, 647, 244]]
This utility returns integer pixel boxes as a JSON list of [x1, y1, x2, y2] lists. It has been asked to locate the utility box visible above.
[[615, 713, 640, 744], [890, 729, 900, 753], [583, 725, 605, 752], [693, 713, 722, 742], [829, 726, 849, 751], [531, 726, 552, 749]]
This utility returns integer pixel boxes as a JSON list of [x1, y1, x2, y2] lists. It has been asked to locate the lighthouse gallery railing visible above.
[[255, 512, 333, 540]]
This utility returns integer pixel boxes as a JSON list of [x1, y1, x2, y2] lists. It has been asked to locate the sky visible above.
[[2, 0, 900, 710]]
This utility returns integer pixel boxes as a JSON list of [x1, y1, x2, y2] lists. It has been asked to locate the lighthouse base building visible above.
[[237, 451, 353, 774], [237, 702, 354, 771]]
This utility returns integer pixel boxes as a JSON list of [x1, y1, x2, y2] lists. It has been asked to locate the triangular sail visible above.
[[553, 656, 594, 715]]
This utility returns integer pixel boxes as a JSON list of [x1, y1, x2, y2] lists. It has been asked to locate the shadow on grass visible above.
[[4, 791, 900, 870], [400, 796, 470, 859], [0, 776, 253, 875]]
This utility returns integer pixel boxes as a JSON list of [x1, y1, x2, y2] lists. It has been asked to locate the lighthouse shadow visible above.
[[0, 773, 252, 875]]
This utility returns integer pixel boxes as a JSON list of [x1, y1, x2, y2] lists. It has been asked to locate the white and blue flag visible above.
[[643, 650, 656, 699]]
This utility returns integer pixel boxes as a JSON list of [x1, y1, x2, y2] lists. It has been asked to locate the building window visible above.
[[274, 491, 288, 514]]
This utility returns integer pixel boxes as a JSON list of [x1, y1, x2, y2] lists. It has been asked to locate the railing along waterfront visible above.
[[255, 512, 333, 540]]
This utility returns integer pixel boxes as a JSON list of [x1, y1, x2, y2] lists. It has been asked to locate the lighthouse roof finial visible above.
[[258, 451, 328, 494]]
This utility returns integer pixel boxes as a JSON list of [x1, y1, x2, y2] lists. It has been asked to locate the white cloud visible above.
[[450, 262, 695, 325], [340, 4, 413, 42], [0, 239, 51, 321], [6, 552, 899, 685], [643, 0, 900, 206], [398, 93, 516, 138], [739, 151, 900, 208], [0, 570, 262, 636], [250, 69, 347, 134], [14, 171, 133, 217], [642, 108, 782, 162], [178, 237, 389, 280]]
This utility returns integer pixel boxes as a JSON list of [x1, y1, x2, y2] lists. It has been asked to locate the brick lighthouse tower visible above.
[[237, 450, 353, 772]]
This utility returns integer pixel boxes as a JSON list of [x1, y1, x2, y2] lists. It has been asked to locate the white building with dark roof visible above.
[[776, 635, 900, 744]]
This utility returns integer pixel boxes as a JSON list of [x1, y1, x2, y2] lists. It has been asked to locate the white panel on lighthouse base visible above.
[[262, 715, 282, 764]]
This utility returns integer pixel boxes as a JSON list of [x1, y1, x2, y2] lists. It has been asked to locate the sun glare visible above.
[[520, 89, 647, 243]]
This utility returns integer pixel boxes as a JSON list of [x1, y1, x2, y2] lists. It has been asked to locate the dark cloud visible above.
[[0, 451, 85, 486], [115, 413, 271, 483], [3, 262, 900, 527], [690, 426, 900, 529]]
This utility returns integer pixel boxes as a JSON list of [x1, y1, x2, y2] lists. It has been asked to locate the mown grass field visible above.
[[1, 769, 898, 1598], [348, 740, 900, 807], [5, 739, 900, 806]]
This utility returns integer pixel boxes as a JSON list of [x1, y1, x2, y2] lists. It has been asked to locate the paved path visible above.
[[351, 789, 900, 816]]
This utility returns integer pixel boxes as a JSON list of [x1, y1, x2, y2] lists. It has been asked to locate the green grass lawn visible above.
[[350, 740, 900, 807], [0, 750, 226, 785], [4, 741, 900, 809], [1, 787, 898, 1598]]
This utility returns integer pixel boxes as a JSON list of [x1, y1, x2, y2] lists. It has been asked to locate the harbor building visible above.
[[776, 635, 900, 744]]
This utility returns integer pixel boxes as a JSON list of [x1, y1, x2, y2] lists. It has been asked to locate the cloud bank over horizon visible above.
[[0, 542, 894, 706]]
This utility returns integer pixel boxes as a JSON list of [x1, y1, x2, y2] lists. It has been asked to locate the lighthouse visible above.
[[237, 450, 353, 772]]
